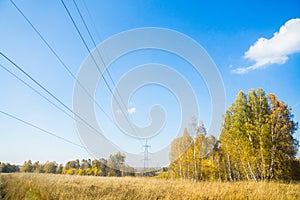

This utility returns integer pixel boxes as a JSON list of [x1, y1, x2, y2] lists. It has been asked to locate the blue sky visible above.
[[0, 0, 300, 165]]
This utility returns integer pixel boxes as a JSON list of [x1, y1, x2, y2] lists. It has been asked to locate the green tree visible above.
[[43, 161, 57, 174], [56, 164, 63, 174], [63, 159, 80, 174], [80, 159, 92, 175], [291, 157, 300, 180], [267, 93, 298, 180], [180, 128, 194, 179], [247, 88, 270, 180], [0, 162, 19, 173], [92, 159, 107, 176], [81, 159, 91, 170], [169, 120, 218, 181], [169, 128, 194, 180], [169, 137, 182, 179], [108, 152, 126, 176], [20, 160, 33, 173], [220, 89, 298, 181], [32, 161, 44, 173]]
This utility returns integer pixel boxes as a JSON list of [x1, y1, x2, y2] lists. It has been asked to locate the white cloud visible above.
[[127, 107, 136, 114], [233, 18, 300, 74], [116, 107, 136, 115]]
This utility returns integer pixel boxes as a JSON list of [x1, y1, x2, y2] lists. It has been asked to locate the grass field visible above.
[[0, 173, 300, 200]]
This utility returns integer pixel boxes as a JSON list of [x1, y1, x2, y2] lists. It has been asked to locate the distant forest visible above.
[[0, 152, 135, 177]]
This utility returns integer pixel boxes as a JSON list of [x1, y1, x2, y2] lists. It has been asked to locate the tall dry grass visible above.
[[0, 173, 299, 199]]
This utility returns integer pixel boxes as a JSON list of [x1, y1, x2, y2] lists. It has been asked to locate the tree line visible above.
[[0, 152, 135, 177], [169, 88, 300, 181]]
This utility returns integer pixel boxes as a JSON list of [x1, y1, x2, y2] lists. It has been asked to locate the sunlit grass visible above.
[[1, 173, 299, 199]]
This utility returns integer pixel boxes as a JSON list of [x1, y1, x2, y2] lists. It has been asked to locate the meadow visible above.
[[0, 173, 300, 200]]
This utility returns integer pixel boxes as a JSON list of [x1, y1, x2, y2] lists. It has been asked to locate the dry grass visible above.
[[0, 173, 299, 200]]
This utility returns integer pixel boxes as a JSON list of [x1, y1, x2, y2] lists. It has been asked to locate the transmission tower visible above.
[[143, 139, 151, 176]]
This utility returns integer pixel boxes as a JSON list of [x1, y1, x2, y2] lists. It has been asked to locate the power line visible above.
[[0, 52, 103, 138], [0, 63, 98, 137], [75, 1, 153, 167], [61, 0, 140, 139], [80, 0, 154, 167], [81, 0, 103, 43], [9, 0, 113, 124], [73, 0, 132, 125], [10, 0, 140, 142], [6, 0, 143, 153], [0, 110, 84, 149], [0, 64, 73, 121], [73, 0, 119, 93]]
